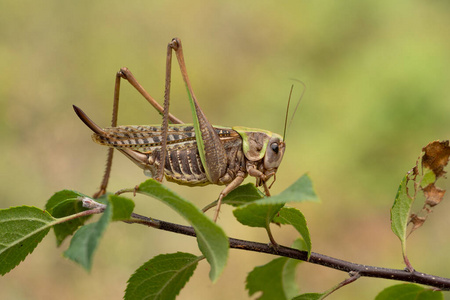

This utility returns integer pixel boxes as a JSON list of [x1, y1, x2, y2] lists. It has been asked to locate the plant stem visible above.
[[125, 212, 450, 291], [54, 206, 105, 225], [321, 272, 361, 299]]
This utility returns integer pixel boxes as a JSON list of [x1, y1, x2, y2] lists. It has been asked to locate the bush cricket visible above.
[[73, 38, 286, 221]]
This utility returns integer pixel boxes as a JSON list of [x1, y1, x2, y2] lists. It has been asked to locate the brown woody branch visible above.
[[129, 212, 450, 291]]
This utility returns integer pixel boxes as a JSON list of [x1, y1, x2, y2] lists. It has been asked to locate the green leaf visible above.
[[420, 169, 436, 188], [273, 207, 312, 258], [201, 183, 264, 213], [45, 190, 89, 216], [0, 206, 56, 275], [291, 293, 324, 300], [233, 174, 319, 228], [246, 239, 304, 300], [256, 174, 319, 205], [125, 252, 200, 300], [390, 175, 412, 255], [63, 201, 112, 271], [233, 203, 284, 228], [247, 257, 298, 300], [137, 179, 228, 282], [222, 183, 264, 206], [109, 195, 134, 221], [45, 190, 91, 246], [375, 283, 443, 300]]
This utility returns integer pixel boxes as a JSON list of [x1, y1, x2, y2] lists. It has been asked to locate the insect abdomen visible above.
[[158, 145, 210, 186]]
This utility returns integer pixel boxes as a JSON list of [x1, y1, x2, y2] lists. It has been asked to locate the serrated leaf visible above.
[[233, 174, 319, 228], [109, 195, 134, 221], [63, 201, 112, 271], [0, 206, 56, 275], [137, 179, 228, 282], [201, 183, 264, 213], [256, 174, 319, 205], [246, 239, 304, 300], [45, 190, 89, 215], [125, 252, 200, 300], [233, 203, 284, 228], [222, 183, 264, 206], [375, 283, 443, 300], [291, 293, 324, 300], [45, 190, 92, 246], [273, 207, 311, 258], [390, 175, 412, 255], [247, 257, 298, 300]]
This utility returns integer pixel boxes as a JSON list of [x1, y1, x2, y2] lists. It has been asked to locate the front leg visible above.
[[212, 173, 246, 222], [247, 164, 280, 248], [246, 164, 272, 196], [247, 166, 266, 182]]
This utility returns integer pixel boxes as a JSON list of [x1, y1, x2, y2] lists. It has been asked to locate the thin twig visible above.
[[321, 272, 361, 299], [124, 212, 450, 291]]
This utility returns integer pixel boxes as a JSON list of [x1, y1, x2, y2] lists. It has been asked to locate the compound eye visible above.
[[270, 143, 279, 154]]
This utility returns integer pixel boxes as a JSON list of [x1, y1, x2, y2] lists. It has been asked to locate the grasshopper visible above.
[[73, 38, 286, 221]]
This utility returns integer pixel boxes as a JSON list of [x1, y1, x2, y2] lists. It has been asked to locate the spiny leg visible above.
[[169, 38, 227, 184], [262, 182, 271, 197], [117, 68, 183, 124], [261, 181, 279, 247], [213, 175, 245, 222], [93, 148, 113, 198], [92, 47, 189, 195], [93, 73, 121, 198], [155, 41, 175, 182]]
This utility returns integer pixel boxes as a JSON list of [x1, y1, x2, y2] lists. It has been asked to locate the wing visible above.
[[92, 124, 240, 154]]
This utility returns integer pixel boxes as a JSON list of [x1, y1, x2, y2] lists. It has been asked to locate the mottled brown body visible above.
[[92, 124, 248, 187], [73, 38, 286, 222]]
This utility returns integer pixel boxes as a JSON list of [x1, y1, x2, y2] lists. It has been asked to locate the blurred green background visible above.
[[1, 0, 450, 299]]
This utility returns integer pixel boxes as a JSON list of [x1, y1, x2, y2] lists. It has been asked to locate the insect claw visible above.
[[213, 210, 220, 222], [262, 182, 271, 197], [213, 199, 222, 222], [268, 174, 277, 189]]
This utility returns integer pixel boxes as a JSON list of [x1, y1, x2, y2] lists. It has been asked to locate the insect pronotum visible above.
[[73, 38, 286, 221]]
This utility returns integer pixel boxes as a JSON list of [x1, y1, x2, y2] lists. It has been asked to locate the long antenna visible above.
[[283, 80, 306, 141], [283, 85, 294, 141], [288, 80, 306, 131]]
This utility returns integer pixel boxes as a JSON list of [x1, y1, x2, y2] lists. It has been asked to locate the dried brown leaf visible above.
[[423, 184, 446, 207], [409, 213, 426, 232], [422, 140, 450, 179], [412, 165, 419, 176], [393, 140, 449, 247]]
